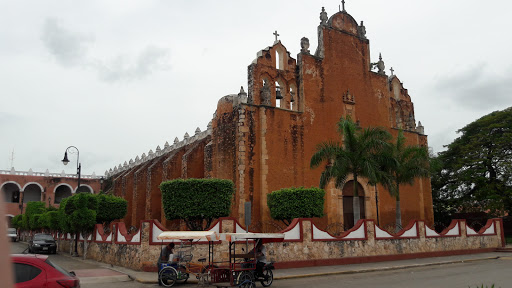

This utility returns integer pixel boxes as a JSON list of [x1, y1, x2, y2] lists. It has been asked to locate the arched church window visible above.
[[275, 81, 283, 108]]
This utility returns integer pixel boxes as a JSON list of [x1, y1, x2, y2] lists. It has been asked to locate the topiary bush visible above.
[[160, 178, 234, 230], [267, 187, 325, 226], [96, 194, 127, 227]]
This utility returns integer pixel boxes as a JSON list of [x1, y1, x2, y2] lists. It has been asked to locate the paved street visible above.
[[272, 258, 512, 288], [10, 241, 512, 287]]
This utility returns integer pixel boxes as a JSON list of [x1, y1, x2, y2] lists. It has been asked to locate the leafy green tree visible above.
[[39, 211, 60, 232], [58, 198, 72, 234], [378, 130, 430, 230], [267, 187, 325, 226], [23, 202, 46, 230], [160, 178, 234, 231], [11, 214, 23, 230], [433, 107, 512, 217], [63, 193, 98, 257], [30, 214, 43, 231], [96, 194, 128, 227], [310, 116, 391, 226]]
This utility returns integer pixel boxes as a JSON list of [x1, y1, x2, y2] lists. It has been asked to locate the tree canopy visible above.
[[267, 187, 325, 226], [432, 107, 512, 219]]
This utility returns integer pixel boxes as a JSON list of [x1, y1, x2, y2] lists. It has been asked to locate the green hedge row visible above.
[[267, 187, 325, 225]]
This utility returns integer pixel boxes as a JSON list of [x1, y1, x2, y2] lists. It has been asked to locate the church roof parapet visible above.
[[106, 124, 212, 178]]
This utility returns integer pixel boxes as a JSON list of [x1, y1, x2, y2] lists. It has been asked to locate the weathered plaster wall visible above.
[[56, 217, 504, 272]]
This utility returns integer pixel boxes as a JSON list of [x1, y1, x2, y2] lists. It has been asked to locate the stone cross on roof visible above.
[[273, 30, 280, 42], [342, 0, 346, 12], [390, 67, 394, 75]]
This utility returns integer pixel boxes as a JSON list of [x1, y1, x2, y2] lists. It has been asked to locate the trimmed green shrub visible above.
[[267, 187, 325, 226], [160, 178, 234, 230], [96, 194, 127, 226]]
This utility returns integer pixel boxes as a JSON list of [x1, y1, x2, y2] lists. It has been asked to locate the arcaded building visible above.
[[106, 6, 433, 231]]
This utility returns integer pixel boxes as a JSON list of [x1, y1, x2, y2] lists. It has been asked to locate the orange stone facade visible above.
[[106, 8, 433, 230]]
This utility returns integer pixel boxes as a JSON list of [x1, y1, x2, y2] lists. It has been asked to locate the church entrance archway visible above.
[[342, 180, 365, 230]]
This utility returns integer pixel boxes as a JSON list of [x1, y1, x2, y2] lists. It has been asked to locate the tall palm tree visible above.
[[379, 130, 430, 231], [310, 116, 391, 226]]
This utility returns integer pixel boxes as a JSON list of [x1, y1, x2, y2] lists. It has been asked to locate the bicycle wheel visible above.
[[158, 267, 177, 287], [236, 271, 255, 288], [176, 265, 189, 283], [260, 268, 273, 287]]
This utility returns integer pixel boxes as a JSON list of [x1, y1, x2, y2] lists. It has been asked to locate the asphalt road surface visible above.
[[10, 241, 512, 287]]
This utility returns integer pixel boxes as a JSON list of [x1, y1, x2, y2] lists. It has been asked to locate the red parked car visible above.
[[11, 254, 80, 288]]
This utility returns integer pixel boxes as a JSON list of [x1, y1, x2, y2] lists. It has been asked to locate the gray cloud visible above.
[[93, 46, 170, 82], [41, 18, 92, 66], [435, 64, 512, 110], [41, 19, 169, 82]]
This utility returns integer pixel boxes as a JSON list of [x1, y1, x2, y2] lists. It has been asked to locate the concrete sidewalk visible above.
[[128, 251, 510, 284]]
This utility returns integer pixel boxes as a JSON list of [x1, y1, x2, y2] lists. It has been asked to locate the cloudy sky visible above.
[[1, 0, 511, 176]]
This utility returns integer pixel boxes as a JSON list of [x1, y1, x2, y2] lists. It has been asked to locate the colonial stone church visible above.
[[106, 5, 433, 231]]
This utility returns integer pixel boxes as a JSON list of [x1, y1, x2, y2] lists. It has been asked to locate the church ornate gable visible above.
[[387, 75, 419, 132], [247, 39, 299, 111]]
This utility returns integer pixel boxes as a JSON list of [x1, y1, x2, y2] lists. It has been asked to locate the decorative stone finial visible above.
[[164, 141, 170, 149], [123, 161, 128, 168], [148, 149, 154, 157], [45, 169, 50, 177], [113, 166, 118, 172], [118, 164, 122, 169], [238, 86, 248, 104], [174, 137, 179, 144], [195, 127, 201, 135], [300, 37, 310, 54], [129, 159, 134, 165], [184, 132, 190, 140], [320, 7, 328, 26], [343, 89, 355, 104], [28, 168, 33, 176], [207, 121, 213, 130], [141, 153, 146, 160], [109, 168, 113, 173], [358, 21, 367, 39], [416, 121, 425, 134], [371, 53, 386, 75], [156, 145, 161, 153], [105, 170, 108, 176]]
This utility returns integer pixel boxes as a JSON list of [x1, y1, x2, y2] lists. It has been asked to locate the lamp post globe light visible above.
[[61, 145, 81, 257]]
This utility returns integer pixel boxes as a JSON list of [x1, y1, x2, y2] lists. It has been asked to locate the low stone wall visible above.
[[55, 217, 504, 271]]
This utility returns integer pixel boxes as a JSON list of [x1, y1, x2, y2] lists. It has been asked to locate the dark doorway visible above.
[[342, 180, 365, 230]]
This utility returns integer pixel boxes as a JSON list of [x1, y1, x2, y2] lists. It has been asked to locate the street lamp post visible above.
[[62, 146, 81, 191], [61, 146, 81, 257]]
